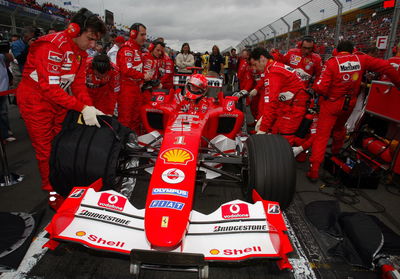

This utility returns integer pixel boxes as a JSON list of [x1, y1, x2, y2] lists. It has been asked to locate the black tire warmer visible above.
[[49, 111, 132, 197]]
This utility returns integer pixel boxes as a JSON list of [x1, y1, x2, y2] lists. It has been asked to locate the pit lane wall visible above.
[[237, 0, 399, 60]]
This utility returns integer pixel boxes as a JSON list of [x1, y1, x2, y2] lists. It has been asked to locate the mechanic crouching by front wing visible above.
[[307, 40, 400, 181], [116, 23, 152, 134], [86, 54, 120, 115], [16, 8, 107, 197], [249, 47, 308, 143]]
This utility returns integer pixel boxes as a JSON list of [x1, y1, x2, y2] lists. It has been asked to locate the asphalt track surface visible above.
[[1, 103, 400, 279]]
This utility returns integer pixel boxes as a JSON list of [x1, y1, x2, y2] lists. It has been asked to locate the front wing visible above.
[[45, 188, 293, 268]]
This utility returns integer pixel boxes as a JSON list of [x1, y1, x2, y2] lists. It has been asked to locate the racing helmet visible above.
[[184, 74, 208, 100]]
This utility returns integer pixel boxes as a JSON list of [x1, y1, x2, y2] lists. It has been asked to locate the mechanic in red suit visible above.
[[116, 23, 151, 134], [237, 49, 254, 92], [281, 36, 322, 87], [86, 54, 120, 115], [160, 51, 174, 90], [142, 41, 165, 102], [308, 41, 400, 181], [382, 43, 400, 81], [16, 8, 107, 193], [249, 47, 308, 144]]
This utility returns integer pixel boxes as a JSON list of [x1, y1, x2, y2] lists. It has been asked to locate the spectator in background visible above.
[[223, 52, 230, 84], [201, 51, 209, 75], [11, 26, 36, 72], [0, 40, 16, 142], [228, 48, 238, 89], [208, 45, 224, 76], [10, 34, 20, 43], [175, 42, 194, 73], [107, 35, 125, 64], [194, 52, 202, 68]]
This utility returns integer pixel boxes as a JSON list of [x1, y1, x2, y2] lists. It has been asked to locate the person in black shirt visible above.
[[208, 45, 224, 76]]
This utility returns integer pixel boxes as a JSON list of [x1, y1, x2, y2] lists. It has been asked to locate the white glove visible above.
[[233, 90, 248, 98], [255, 116, 263, 132], [278, 91, 295, 101], [82, 106, 101, 128], [249, 89, 258, 97], [295, 68, 311, 81], [292, 146, 304, 157], [256, 130, 266, 135]]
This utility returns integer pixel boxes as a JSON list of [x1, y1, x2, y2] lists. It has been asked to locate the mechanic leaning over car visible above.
[[249, 47, 309, 145], [16, 8, 107, 193], [280, 36, 323, 88], [307, 40, 400, 181], [142, 40, 165, 103], [86, 54, 120, 115], [116, 23, 152, 134]]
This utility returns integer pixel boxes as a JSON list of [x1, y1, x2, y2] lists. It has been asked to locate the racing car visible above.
[[46, 73, 296, 278]]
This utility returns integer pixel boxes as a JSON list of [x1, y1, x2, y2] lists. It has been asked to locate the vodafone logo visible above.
[[221, 203, 250, 219], [98, 193, 127, 211], [162, 168, 185, 184]]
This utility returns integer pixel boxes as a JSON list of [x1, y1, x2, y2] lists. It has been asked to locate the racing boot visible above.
[[48, 191, 65, 211], [307, 163, 320, 183]]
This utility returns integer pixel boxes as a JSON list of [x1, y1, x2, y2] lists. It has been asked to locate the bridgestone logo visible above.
[[339, 62, 361, 72], [78, 210, 130, 225], [214, 224, 267, 232]]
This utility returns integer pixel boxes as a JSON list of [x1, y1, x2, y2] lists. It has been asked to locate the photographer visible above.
[[0, 38, 15, 142], [11, 26, 37, 72]]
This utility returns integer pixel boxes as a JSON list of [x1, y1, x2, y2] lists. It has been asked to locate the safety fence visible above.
[[237, 0, 399, 59]]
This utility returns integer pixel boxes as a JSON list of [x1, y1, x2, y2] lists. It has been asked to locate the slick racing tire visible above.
[[243, 134, 296, 209]]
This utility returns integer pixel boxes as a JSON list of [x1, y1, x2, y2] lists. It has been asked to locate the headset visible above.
[[296, 35, 317, 52], [66, 9, 94, 38], [130, 23, 143, 40], [148, 40, 165, 53]]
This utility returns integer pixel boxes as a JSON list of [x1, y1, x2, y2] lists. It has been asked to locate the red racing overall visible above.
[[17, 31, 93, 191]]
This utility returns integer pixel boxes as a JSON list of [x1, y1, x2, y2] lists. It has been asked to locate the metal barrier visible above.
[[237, 0, 399, 58]]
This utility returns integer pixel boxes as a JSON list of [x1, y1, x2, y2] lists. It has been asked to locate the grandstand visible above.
[[238, 0, 399, 59]]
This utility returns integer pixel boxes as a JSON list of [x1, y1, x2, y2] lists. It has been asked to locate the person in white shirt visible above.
[[107, 36, 125, 64], [175, 42, 195, 73]]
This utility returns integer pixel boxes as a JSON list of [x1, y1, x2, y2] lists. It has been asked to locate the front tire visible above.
[[243, 134, 296, 209]]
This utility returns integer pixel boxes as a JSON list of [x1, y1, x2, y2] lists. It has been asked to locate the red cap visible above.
[[115, 36, 125, 44]]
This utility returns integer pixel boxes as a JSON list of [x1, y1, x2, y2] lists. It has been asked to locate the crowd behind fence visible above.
[[237, 0, 399, 60]]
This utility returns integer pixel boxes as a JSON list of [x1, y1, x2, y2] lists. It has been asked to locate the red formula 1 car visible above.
[[46, 75, 296, 278]]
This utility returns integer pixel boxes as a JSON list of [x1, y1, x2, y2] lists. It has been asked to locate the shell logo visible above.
[[210, 249, 220, 255], [160, 148, 194, 165], [76, 231, 86, 237]]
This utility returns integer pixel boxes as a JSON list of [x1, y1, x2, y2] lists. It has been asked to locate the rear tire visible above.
[[243, 134, 296, 209]]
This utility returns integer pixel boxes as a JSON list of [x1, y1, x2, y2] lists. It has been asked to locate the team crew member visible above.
[[237, 49, 254, 92], [86, 54, 120, 115], [281, 36, 322, 87], [116, 23, 151, 133], [142, 41, 165, 101], [382, 42, 400, 81], [308, 41, 400, 181], [249, 47, 307, 142], [16, 8, 107, 192], [160, 50, 174, 90]]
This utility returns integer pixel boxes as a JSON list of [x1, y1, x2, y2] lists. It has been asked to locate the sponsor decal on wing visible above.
[[97, 193, 127, 211], [221, 203, 250, 219]]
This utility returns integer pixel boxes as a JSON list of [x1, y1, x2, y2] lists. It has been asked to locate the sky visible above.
[[40, 0, 308, 52]]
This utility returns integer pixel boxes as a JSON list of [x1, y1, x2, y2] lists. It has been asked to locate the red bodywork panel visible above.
[[141, 90, 244, 248]]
